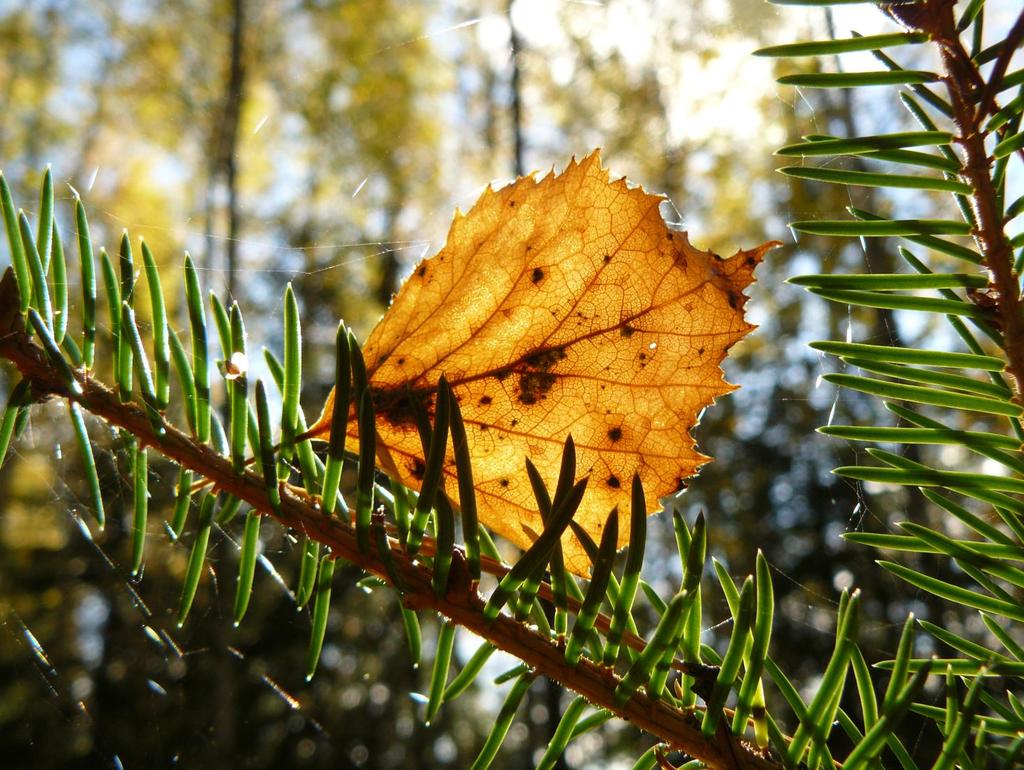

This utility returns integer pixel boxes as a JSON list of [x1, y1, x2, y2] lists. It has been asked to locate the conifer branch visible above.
[[890, 0, 1024, 400], [0, 269, 780, 770]]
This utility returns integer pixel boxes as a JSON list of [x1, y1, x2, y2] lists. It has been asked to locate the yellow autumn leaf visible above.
[[310, 151, 776, 574]]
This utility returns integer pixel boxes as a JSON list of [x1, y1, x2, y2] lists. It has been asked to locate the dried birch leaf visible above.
[[311, 151, 776, 574]]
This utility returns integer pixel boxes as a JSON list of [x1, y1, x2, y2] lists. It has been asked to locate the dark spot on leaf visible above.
[[603, 253, 611, 263], [377, 354, 389, 366], [608, 427, 622, 442], [510, 418, 518, 427], [621, 325, 635, 338], [639, 352, 647, 361], [607, 475, 621, 488], [515, 347, 566, 405], [728, 291, 739, 310], [417, 265, 427, 278], [479, 395, 492, 405], [500, 478, 510, 488], [531, 267, 544, 284], [526, 244, 532, 251], [374, 387, 429, 428], [509, 200, 515, 207], [697, 347, 704, 356], [480, 424, 489, 431], [397, 357, 406, 365], [523, 347, 566, 369], [520, 373, 555, 405], [495, 368, 511, 381]]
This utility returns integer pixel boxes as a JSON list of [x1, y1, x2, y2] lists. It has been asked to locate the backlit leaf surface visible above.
[[311, 152, 773, 573]]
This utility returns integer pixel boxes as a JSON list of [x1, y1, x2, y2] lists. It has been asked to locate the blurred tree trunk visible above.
[[223, 0, 246, 300], [213, 615, 239, 763], [205, 0, 247, 299], [376, 200, 403, 309], [211, 3, 247, 757], [508, 0, 524, 177]]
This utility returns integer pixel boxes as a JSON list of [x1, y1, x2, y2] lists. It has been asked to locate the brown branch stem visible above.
[[0, 283, 778, 770], [193, 456, 714, 678]]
